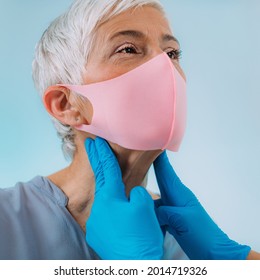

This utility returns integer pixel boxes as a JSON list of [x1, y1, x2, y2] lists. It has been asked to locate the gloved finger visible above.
[[129, 186, 153, 206], [153, 151, 182, 198], [153, 151, 197, 207], [85, 138, 104, 193], [154, 198, 163, 208], [155, 206, 188, 234], [155, 205, 170, 226], [85, 138, 99, 172], [160, 225, 167, 237], [94, 137, 126, 199], [153, 199, 168, 236]]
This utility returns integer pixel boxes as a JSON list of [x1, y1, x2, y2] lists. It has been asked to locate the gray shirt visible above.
[[0, 176, 188, 260], [0, 176, 98, 260]]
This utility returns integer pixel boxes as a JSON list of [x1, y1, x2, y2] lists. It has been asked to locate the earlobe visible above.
[[43, 85, 88, 126]]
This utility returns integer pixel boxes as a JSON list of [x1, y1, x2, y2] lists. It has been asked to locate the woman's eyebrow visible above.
[[110, 30, 145, 41], [109, 29, 180, 46], [162, 34, 180, 47]]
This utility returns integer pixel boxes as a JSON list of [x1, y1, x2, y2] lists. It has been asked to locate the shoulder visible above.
[[0, 176, 44, 200], [0, 176, 67, 215], [1, 175, 67, 202], [0, 176, 42, 213]]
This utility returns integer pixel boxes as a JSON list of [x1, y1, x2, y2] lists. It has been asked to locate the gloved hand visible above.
[[85, 137, 164, 260], [154, 151, 251, 260]]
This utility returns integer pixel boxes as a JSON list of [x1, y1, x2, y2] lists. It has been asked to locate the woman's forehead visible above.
[[95, 6, 173, 40]]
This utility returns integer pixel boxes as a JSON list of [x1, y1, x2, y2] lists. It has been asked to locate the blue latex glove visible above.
[[154, 151, 251, 260], [85, 137, 164, 260]]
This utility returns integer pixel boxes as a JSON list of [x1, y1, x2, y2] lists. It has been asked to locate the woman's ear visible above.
[[43, 85, 88, 126]]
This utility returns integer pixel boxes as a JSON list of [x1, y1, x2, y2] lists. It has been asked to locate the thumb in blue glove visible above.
[[85, 137, 164, 260], [154, 151, 251, 260]]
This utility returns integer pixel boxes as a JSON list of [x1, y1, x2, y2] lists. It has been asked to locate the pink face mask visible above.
[[59, 52, 187, 151]]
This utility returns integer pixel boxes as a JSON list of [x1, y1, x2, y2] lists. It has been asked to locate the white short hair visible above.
[[32, 0, 164, 160]]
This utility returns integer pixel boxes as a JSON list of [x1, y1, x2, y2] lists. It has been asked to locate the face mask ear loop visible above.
[[162, 58, 177, 151]]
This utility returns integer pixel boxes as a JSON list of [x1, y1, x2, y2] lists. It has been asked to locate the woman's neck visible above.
[[110, 143, 161, 195], [47, 138, 162, 231]]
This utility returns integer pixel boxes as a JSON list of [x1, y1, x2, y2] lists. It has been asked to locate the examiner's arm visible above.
[[154, 151, 258, 260]]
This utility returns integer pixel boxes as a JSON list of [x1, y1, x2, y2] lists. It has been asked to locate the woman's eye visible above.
[[115, 44, 138, 54], [167, 49, 182, 60]]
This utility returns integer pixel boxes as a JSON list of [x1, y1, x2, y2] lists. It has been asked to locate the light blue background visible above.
[[1, 0, 259, 251]]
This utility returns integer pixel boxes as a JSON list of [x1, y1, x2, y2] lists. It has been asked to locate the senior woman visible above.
[[0, 0, 258, 260], [0, 0, 180, 260]]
